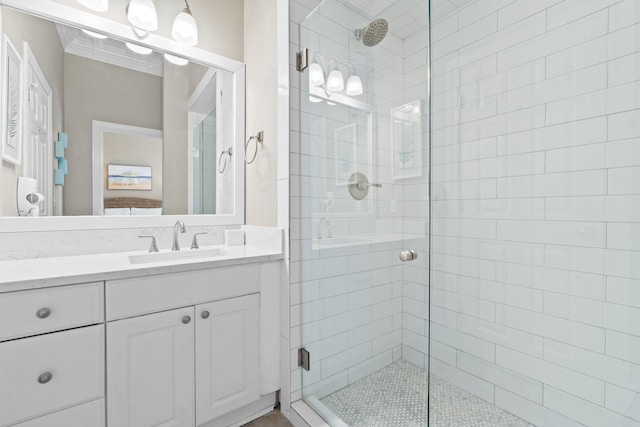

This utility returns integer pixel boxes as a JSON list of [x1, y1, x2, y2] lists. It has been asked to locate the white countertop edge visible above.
[[0, 245, 284, 293]]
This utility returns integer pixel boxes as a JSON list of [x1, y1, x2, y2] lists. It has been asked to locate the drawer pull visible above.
[[36, 307, 52, 319], [182, 316, 191, 324], [37, 372, 53, 384], [201, 311, 210, 319]]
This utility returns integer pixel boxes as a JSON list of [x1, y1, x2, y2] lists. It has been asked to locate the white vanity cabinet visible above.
[[195, 294, 260, 424], [0, 283, 105, 427], [105, 263, 270, 427], [106, 307, 196, 427]]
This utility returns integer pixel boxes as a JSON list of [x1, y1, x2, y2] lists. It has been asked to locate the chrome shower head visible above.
[[354, 18, 388, 47]]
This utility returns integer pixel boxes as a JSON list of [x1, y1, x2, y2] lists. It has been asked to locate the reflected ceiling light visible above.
[[345, 73, 363, 96], [327, 101, 337, 106], [127, 0, 158, 32], [126, 42, 153, 55], [326, 66, 344, 92], [309, 96, 323, 103], [82, 29, 108, 39], [76, 0, 108, 12], [172, 0, 198, 46], [165, 53, 189, 66]]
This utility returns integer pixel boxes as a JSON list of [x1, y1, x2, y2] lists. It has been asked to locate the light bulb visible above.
[[165, 53, 189, 66], [76, 0, 108, 12], [127, 0, 158, 32], [326, 68, 344, 92], [309, 63, 325, 86], [309, 96, 322, 103], [82, 29, 108, 39], [172, 7, 198, 46], [346, 74, 363, 96], [126, 42, 152, 55]]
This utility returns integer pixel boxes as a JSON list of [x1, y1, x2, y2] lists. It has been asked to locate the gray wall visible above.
[[63, 54, 162, 215], [1, 8, 64, 216]]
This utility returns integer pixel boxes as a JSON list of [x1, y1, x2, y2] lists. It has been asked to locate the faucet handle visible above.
[[191, 232, 208, 250], [138, 235, 159, 253]]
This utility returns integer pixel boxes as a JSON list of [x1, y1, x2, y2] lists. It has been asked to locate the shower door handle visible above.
[[399, 250, 418, 262]]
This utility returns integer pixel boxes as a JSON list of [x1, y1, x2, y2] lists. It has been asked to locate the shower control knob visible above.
[[399, 250, 418, 262]]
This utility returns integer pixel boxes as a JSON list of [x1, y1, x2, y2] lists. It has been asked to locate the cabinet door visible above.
[[107, 307, 195, 427], [195, 294, 260, 424]]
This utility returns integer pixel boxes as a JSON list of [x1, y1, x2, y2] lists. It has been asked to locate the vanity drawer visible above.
[[0, 325, 105, 427], [0, 282, 103, 342], [11, 399, 104, 427], [106, 264, 260, 320]]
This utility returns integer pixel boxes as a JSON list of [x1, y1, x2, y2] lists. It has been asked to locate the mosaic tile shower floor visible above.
[[319, 360, 534, 427]]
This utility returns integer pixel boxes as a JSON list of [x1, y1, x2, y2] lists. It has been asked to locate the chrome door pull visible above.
[[399, 250, 418, 262], [36, 307, 51, 319]]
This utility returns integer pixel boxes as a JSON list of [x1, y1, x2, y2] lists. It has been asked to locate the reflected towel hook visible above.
[[218, 147, 232, 173], [244, 131, 263, 164]]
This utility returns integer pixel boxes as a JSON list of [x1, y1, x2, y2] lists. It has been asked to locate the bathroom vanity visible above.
[[0, 237, 283, 427]]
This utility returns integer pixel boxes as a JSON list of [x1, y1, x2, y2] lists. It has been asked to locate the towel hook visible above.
[[245, 131, 263, 164], [218, 147, 232, 173]]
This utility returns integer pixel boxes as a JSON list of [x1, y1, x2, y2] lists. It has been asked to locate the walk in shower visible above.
[[293, 0, 640, 426]]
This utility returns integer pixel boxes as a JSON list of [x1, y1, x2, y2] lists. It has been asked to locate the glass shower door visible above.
[[429, 1, 640, 426], [296, 0, 430, 426]]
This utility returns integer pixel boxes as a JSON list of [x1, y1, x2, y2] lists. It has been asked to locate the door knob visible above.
[[182, 316, 191, 324], [399, 250, 417, 262]]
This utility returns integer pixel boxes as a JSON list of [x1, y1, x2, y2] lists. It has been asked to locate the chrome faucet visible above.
[[317, 217, 333, 239], [172, 220, 186, 251]]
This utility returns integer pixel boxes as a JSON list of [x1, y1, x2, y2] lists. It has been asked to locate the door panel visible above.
[[107, 307, 195, 427]]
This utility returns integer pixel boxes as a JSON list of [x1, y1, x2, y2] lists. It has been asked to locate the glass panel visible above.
[[298, 0, 430, 426], [429, 1, 640, 426]]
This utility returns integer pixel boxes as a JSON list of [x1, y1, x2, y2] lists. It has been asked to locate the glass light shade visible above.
[[82, 29, 108, 39], [126, 42, 152, 55], [346, 74, 363, 96], [309, 96, 323, 103], [326, 69, 344, 92], [127, 0, 158, 32], [165, 53, 189, 66], [76, 0, 108, 12], [172, 9, 198, 46], [309, 63, 325, 86]]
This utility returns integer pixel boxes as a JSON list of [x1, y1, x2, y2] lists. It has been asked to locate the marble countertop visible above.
[[0, 244, 284, 293]]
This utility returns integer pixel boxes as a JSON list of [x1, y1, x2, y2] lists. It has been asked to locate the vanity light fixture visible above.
[[127, 0, 158, 34], [345, 66, 363, 96], [126, 42, 153, 55], [82, 29, 109, 39], [326, 63, 345, 93], [308, 52, 364, 102], [165, 53, 189, 66], [76, 0, 108, 12], [172, 0, 198, 46]]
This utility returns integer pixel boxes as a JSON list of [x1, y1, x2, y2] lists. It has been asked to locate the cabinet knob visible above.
[[182, 316, 191, 324], [201, 311, 210, 319], [37, 372, 53, 384], [36, 308, 51, 319]]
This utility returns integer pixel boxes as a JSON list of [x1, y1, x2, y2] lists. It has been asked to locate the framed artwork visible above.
[[1, 34, 23, 165], [334, 123, 357, 186], [391, 99, 423, 180], [107, 164, 152, 190]]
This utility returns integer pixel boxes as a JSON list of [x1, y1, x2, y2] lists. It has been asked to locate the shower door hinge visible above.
[[298, 347, 310, 371], [296, 48, 309, 72]]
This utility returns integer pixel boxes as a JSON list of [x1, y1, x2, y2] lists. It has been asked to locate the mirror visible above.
[[0, 4, 243, 222]]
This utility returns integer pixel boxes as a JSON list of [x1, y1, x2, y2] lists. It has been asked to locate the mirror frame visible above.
[[0, 0, 245, 232]]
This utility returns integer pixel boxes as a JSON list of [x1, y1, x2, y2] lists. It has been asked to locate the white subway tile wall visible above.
[[430, 1, 640, 426]]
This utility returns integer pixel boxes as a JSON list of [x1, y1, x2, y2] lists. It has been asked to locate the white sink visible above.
[[129, 248, 228, 264]]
